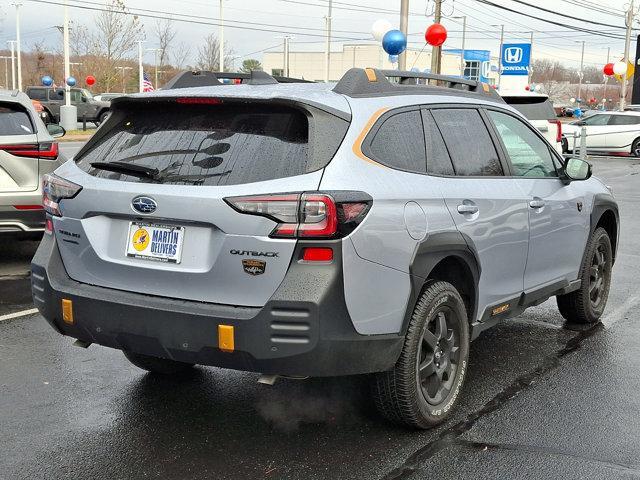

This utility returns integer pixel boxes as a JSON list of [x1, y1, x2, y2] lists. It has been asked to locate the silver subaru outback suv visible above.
[[32, 69, 618, 428]]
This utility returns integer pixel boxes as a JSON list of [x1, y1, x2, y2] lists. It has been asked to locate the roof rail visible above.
[[162, 70, 312, 89], [333, 68, 502, 100]]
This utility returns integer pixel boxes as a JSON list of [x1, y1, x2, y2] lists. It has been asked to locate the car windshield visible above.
[[502, 96, 556, 121]]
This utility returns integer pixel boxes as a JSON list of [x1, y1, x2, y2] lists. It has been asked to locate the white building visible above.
[[263, 43, 499, 84]]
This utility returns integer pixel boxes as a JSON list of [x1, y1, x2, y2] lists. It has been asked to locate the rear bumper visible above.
[[0, 207, 45, 234], [31, 235, 403, 377]]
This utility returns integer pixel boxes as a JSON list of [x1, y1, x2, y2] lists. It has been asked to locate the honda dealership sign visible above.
[[501, 43, 531, 76]]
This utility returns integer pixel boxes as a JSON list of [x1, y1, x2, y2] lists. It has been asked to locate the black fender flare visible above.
[[589, 193, 619, 263], [401, 231, 481, 335]]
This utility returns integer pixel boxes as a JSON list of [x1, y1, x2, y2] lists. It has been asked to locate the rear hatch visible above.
[[502, 95, 561, 149], [52, 96, 349, 306]]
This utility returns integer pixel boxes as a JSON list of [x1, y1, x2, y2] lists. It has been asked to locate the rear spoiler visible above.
[[161, 70, 312, 89]]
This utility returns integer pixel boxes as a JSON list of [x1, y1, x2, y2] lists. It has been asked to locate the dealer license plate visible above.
[[126, 222, 184, 264]]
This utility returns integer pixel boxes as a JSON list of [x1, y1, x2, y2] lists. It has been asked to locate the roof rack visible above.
[[333, 68, 502, 100], [162, 70, 312, 89]]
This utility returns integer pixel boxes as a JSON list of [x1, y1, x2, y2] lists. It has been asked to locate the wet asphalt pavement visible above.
[[1, 148, 639, 480]]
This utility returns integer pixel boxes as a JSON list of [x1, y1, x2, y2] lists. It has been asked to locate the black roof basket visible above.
[[162, 70, 312, 89], [333, 68, 502, 100]]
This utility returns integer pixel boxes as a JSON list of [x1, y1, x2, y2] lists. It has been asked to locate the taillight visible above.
[[225, 191, 372, 239], [548, 119, 562, 143], [0, 142, 59, 159], [42, 173, 82, 217]]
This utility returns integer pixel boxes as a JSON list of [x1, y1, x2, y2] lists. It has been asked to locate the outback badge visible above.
[[242, 259, 266, 276]]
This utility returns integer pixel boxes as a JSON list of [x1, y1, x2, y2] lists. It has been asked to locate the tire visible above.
[[123, 351, 195, 375], [631, 138, 640, 157], [557, 227, 613, 324], [371, 281, 470, 429], [98, 110, 110, 125]]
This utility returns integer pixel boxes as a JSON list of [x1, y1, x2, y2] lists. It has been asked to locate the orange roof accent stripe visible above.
[[352, 107, 389, 166]]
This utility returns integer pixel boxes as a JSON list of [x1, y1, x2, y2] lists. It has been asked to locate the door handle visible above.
[[529, 199, 545, 209], [457, 204, 479, 215]]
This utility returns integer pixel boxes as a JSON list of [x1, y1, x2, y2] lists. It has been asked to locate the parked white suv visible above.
[[562, 110, 640, 156]]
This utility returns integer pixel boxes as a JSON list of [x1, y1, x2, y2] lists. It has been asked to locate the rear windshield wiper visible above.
[[90, 161, 160, 181]]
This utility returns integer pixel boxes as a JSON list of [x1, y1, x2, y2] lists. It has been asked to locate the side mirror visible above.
[[46, 124, 66, 139], [562, 158, 591, 184], [81, 96, 88, 103]]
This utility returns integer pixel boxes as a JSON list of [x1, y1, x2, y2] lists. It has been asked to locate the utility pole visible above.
[[137, 40, 145, 93], [0, 56, 9, 89], [324, 0, 333, 82], [13, 2, 23, 91], [219, 0, 224, 72], [398, 0, 409, 71], [577, 40, 586, 108], [430, 0, 443, 74], [283, 36, 291, 77], [528, 31, 534, 85], [497, 24, 504, 89], [7, 41, 16, 90], [621, 0, 636, 111]]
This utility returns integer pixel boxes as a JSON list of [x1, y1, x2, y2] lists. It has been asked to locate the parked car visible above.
[[32, 69, 618, 429], [94, 92, 125, 102], [562, 110, 640, 156], [0, 90, 65, 237], [25, 86, 111, 125], [501, 92, 562, 154]]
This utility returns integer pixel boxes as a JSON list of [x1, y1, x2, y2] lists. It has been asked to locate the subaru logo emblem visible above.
[[504, 47, 523, 64], [131, 196, 157, 214]]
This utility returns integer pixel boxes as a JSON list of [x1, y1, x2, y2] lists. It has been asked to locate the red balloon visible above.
[[525, 85, 531, 91], [85, 75, 96, 86], [603, 63, 615, 76], [425, 23, 447, 47]]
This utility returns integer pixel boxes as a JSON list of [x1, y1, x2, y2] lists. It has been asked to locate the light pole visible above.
[[324, 0, 333, 82], [219, 0, 224, 72], [452, 16, 467, 77], [6, 41, 16, 90], [0, 56, 10, 89], [146, 48, 162, 88], [116, 66, 132, 93], [137, 40, 145, 93], [429, 0, 443, 74], [620, 0, 636, 110], [492, 24, 505, 89], [13, 2, 23, 91], [399, 0, 409, 71], [528, 31, 534, 85], [59, 0, 77, 131], [577, 40, 586, 107]]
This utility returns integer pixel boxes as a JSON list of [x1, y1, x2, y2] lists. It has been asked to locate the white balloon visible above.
[[570, 98, 576, 103], [602, 98, 607, 103], [372, 19, 393, 41], [534, 84, 542, 92], [613, 61, 628, 76]]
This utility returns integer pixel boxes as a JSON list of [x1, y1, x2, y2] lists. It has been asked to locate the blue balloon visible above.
[[388, 54, 399, 64], [41, 75, 53, 87], [574, 108, 582, 118], [382, 29, 407, 56], [66, 76, 76, 87]]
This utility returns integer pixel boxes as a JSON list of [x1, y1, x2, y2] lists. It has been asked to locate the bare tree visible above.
[[196, 33, 233, 72], [155, 19, 176, 68], [71, 0, 143, 91], [172, 41, 191, 70]]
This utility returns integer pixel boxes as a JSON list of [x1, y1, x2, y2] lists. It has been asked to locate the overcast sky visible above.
[[0, 0, 634, 69]]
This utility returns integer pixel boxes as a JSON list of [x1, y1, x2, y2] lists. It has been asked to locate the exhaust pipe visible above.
[[72, 339, 92, 348], [257, 374, 309, 385]]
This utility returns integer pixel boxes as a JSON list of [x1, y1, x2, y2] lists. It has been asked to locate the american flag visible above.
[[143, 72, 155, 92]]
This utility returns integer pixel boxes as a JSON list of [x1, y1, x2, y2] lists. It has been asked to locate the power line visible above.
[[507, 0, 633, 31]]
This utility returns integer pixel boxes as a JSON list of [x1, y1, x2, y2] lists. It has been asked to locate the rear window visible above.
[[76, 101, 348, 186], [502, 96, 556, 121], [0, 102, 34, 136], [27, 88, 48, 101]]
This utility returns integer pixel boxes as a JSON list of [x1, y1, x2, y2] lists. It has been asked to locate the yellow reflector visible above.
[[218, 325, 235, 353], [365, 68, 377, 82], [61, 299, 74, 324], [491, 303, 510, 316]]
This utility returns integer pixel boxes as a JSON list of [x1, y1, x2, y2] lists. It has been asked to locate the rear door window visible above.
[[368, 109, 426, 173], [0, 102, 34, 135], [431, 108, 503, 176], [609, 115, 640, 125], [502, 96, 556, 121], [76, 101, 347, 186]]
